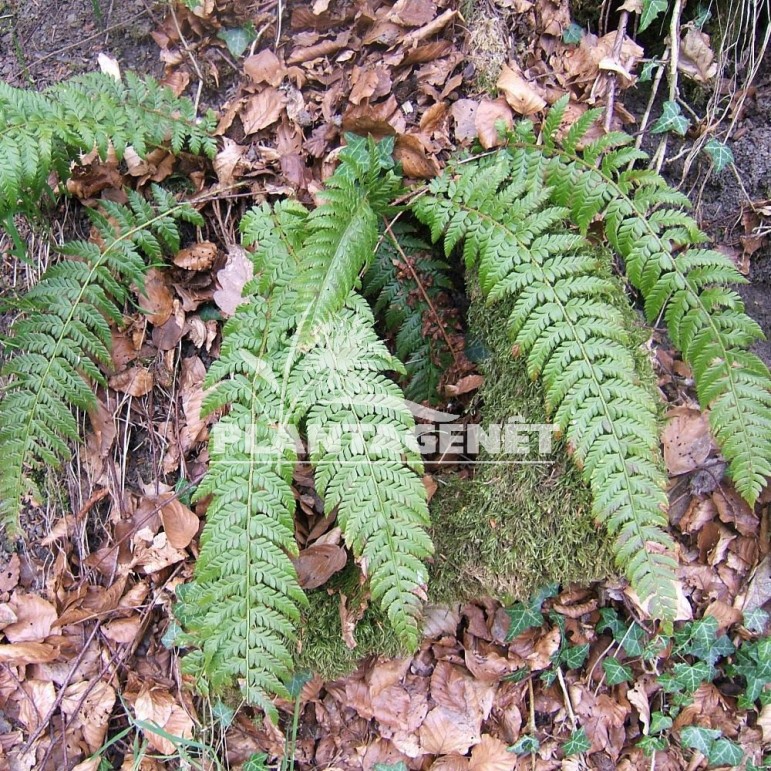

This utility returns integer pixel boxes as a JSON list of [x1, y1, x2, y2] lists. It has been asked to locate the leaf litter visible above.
[[0, 0, 768, 768]]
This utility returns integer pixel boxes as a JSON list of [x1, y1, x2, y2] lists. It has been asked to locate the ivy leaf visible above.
[[602, 658, 633, 685], [216, 24, 257, 58], [671, 661, 714, 693], [563, 727, 591, 756], [651, 101, 691, 136], [510, 735, 540, 755], [702, 138, 734, 172], [639, 0, 668, 32], [506, 602, 544, 640], [680, 725, 721, 755], [743, 608, 769, 635], [707, 738, 744, 767], [680, 616, 735, 665], [638, 735, 668, 756], [560, 643, 590, 670], [640, 60, 662, 82], [650, 711, 673, 735], [562, 23, 584, 44], [597, 607, 625, 638]]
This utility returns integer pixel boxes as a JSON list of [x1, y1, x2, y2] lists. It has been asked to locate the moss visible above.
[[294, 565, 407, 681], [428, 286, 615, 605]]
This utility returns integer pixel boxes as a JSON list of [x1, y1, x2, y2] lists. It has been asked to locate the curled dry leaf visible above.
[[159, 497, 200, 550], [496, 63, 546, 115], [134, 686, 194, 755], [213, 245, 254, 316], [138, 267, 173, 326], [173, 241, 218, 271], [5, 594, 57, 643], [0, 642, 59, 664], [394, 133, 440, 178], [214, 137, 248, 186], [678, 28, 718, 83], [109, 366, 154, 397], [445, 374, 484, 397], [180, 355, 209, 452], [293, 544, 348, 589]]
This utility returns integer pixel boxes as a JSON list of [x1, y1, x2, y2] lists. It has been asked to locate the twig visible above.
[[652, 0, 684, 172], [169, 2, 204, 115], [555, 666, 577, 730], [603, 10, 631, 132]]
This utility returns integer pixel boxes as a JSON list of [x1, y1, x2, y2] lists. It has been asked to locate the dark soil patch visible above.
[[0, 0, 161, 88]]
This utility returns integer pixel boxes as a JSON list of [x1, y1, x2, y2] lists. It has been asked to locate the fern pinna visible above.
[[413, 152, 678, 619], [177, 138, 432, 714], [529, 96, 771, 506], [0, 187, 204, 531], [362, 223, 455, 403], [0, 72, 216, 227]]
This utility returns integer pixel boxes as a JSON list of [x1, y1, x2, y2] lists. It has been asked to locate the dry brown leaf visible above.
[[475, 98, 513, 149], [662, 407, 715, 475], [244, 49, 285, 86], [431, 757, 470, 770], [138, 267, 173, 326], [213, 246, 254, 316], [445, 374, 484, 397], [758, 703, 771, 745], [109, 366, 154, 398], [0, 603, 17, 628], [5, 594, 57, 642], [712, 486, 758, 537], [423, 474, 438, 503], [180, 356, 208, 452], [133, 532, 188, 574], [293, 544, 347, 589], [159, 498, 199, 549], [0, 642, 58, 664], [152, 317, 185, 351], [451, 99, 478, 143], [678, 28, 717, 83], [174, 241, 217, 272], [469, 734, 516, 770], [134, 686, 194, 755], [0, 554, 20, 592], [102, 616, 143, 644], [241, 88, 286, 135], [419, 706, 480, 754], [62, 680, 117, 753], [388, 0, 437, 26], [214, 138, 248, 186], [394, 134, 440, 178], [627, 681, 651, 735], [18, 679, 56, 731], [497, 63, 546, 115]]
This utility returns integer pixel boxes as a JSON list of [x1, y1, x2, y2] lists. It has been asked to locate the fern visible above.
[[0, 71, 216, 225], [362, 223, 455, 403], [529, 97, 771, 505], [0, 186, 204, 530], [413, 151, 678, 619], [178, 143, 432, 711]]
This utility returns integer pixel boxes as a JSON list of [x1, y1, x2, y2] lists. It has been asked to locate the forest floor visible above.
[[0, 0, 770, 769]]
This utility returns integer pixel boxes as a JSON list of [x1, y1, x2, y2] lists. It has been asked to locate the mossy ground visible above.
[[428, 290, 614, 604]]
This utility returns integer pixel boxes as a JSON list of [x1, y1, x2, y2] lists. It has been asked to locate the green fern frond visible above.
[[0, 72, 216, 223], [0, 187, 203, 531], [362, 223, 455, 403], [533, 96, 771, 504], [178, 142, 432, 711], [414, 152, 678, 619]]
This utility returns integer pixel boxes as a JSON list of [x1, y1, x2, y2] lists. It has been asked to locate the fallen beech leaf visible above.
[[758, 703, 771, 744], [0, 642, 58, 664], [627, 681, 651, 735], [678, 28, 717, 83], [0, 554, 20, 592], [174, 241, 217, 271], [420, 706, 480, 754], [388, 0, 437, 26], [394, 134, 440, 178], [244, 49, 285, 86], [152, 317, 185, 351], [475, 98, 513, 149], [293, 544, 347, 589], [160, 498, 199, 549], [138, 267, 173, 326], [662, 407, 715, 475], [62, 680, 117, 753], [423, 474, 438, 503], [180, 356, 209, 452], [445, 374, 484, 397], [469, 734, 516, 770], [109, 366, 154, 397], [18, 679, 56, 731], [5, 594, 57, 642], [496, 63, 546, 115], [213, 246, 253, 316], [134, 687, 194, 755], [451, 99, 478, 142], [431, 757, 470, 771], [0, 603, 17, 628], [102, 615, 143, 644], [214, 138, 247, 186], [704, 599, 742, 633], [241, 88, 286, 135]]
